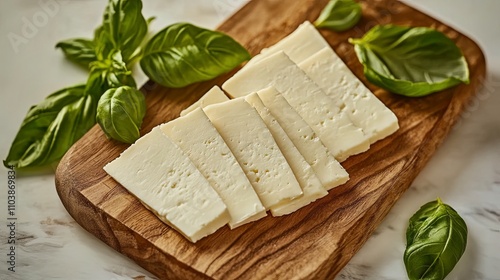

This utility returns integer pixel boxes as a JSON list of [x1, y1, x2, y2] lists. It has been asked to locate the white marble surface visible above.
[[0, 0, 499, 279]]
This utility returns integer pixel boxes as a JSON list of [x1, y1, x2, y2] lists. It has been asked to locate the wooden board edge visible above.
[[54, 0, 488, 278]]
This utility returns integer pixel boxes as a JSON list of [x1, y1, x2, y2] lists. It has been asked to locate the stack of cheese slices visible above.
[[104, 21, 400, 243]]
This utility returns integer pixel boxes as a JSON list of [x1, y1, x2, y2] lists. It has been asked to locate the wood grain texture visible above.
[[55, 0, 486, 279]]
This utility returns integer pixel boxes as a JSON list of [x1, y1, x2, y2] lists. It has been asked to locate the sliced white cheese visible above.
[[180, 86, 229, 117], [244, 93, 328, 216], [246, 21, 329, 67], [103, 127, 229, 243], [223, 51, 369, 161], [159, 108, 266, 228], [241, 20, 398, 144], [257, 87, 349, 191], [203, 98, 303, 209], [299, 47, 399, 144]]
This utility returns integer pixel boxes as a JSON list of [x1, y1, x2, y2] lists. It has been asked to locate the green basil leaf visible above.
[[140, 22, 251, 88], [146, 16, 156, 26], [314, 0, 362, 32], [404, 198, 468, 280], [349, 25, 470, 97], [96, 86, 146, 143], [93, 25, 115, 61], [4, 85, 98, 168], [98, 0, 147, 62], [55, 38, 97, 68]]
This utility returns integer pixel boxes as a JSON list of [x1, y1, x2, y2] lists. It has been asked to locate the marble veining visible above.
[[1, 0, 499, 279]]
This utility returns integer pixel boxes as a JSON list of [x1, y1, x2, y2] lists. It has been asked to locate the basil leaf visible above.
[[4, 85, 97, 168], [140, 22, 251, 88], [349, 25, 469, 97], [404, 198, 468, 280], [314, 0, 362, 32], [55, 38, 97, 68], [93, 25, 115, 61], [96, 86, 146, 143], [99, 0, 147, 62]]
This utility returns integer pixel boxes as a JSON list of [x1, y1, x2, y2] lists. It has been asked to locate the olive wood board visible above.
[[55, 0, 486, 279]]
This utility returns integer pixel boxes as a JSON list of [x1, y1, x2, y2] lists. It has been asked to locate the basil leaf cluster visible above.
[[5, 0, 147, 168], [314, 0, 362, 32], [55, 0, 147, 145], [404, 198, 468, 280], [6, 0, 251, 169], [349, 25, 469, 97], [85, 52, 137, 96], [140, 23, 251, 88]]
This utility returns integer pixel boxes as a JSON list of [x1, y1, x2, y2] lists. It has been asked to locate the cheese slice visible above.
[[103, 127, 229, 243], [160, 108, 266, 228], [204, 98, 303, 209], [257, 87, 349, 190], [223, 51, 369, 161], [299, 47, 399, 144], [244, 93, 328, 216], [245, 21, 329, 67], [180, 86, 229, 117]]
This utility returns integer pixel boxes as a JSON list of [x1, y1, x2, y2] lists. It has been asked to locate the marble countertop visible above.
[[1, 0, 499, 279]]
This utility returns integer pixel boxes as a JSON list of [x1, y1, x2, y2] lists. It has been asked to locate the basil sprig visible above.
[[140, 23, 251, 88], [404, 198, 468, 280], [97, 86, 146, 144], [349, 25, 469, 97], [6, 0, 250, 169], [314, 0, 362, 32], [5, 0, 146, 168]]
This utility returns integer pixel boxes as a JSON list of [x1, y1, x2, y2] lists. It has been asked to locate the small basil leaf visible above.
[[96, 86, 146, 143], [55, 38, 97, 68], [146, 16, 156, 26], [404, 198, 468, 280], [93, 25, 115, 61], [100, 0, 147, 62], [349, 25, 469, 97], [140, 22, 251, 88], [86, 51, 136, 97], [4, 85, 97, 168], [314, 0, 362, 32]]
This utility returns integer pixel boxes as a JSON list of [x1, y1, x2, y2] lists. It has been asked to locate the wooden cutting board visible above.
[[55, 0, 486, 279]]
